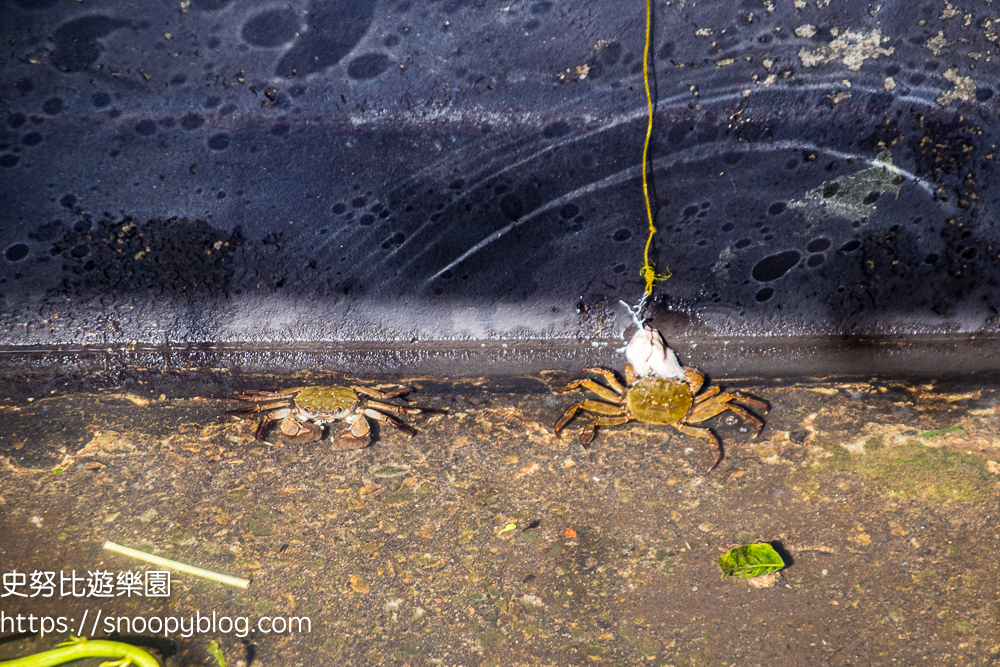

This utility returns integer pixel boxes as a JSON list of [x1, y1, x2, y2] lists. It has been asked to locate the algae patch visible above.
[[817, 442, 995, 502], [788, 149, 903, 224], [797, 28, 895, 71]]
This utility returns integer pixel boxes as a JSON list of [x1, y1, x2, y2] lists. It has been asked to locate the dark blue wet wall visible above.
[[2, 0, 999, 353]]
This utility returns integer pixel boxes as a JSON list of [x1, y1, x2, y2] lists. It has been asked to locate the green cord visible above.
[[0, 637, 160, 667]]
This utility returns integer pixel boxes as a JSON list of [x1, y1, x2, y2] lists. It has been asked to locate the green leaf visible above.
[[715, 543, 785, 579], [206, 640, 226, 667], [916, 426, 963, 438]]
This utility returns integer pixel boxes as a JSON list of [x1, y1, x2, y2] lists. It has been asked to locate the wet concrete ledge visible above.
[[2, 333, 1000, 384]]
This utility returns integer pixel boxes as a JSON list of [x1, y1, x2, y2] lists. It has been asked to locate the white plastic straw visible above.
[[103, 541, 250, 589]]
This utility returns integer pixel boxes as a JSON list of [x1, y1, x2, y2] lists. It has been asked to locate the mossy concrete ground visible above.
[[0, 372, 998, 665]]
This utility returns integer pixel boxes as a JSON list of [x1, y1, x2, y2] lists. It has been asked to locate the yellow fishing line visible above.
[[640, 0, 670, 296]]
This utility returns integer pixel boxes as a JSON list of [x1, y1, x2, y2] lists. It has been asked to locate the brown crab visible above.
[[554, 365, 768, 470], [214, 385, 439, 449]]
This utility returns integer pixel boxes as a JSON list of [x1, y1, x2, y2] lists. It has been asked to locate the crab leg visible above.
[[363, 408, 417, 437], [580, 415, 630, 447], [363, 399, 426, 415], [219, 406, 292, 441], [729, 392, 770, 413], [217, 388, 303, 402], [557, 378, 622, 403], [554, 399, 625, 437], [355, 386, 413, 400], [726, 404, 765, 437], [254, 408, 293, 440], [255, 418, 273, 441], [582, 368, 627, 395], [673, 422, 722, 471], [687, 393, 733, 421], [224, 401, 292, 416], [692, 385, 722, 403], [688, 394, 766, 437]]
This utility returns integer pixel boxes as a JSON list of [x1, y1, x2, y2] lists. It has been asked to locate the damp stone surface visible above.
[[0, 371, 997, 664]]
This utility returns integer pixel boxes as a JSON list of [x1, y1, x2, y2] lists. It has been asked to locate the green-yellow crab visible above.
[[554, 365, 768, 470], [216, 385, 438, 449]]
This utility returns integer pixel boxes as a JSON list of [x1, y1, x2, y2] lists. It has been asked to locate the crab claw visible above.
[[331, 432, 373, 451], [279, 419, 323, 444]]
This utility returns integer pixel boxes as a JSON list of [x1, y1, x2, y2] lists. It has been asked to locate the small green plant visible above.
[[205, 640, 226, 667], [0, 636, 160, 667], [916, 426, 963, 438]]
